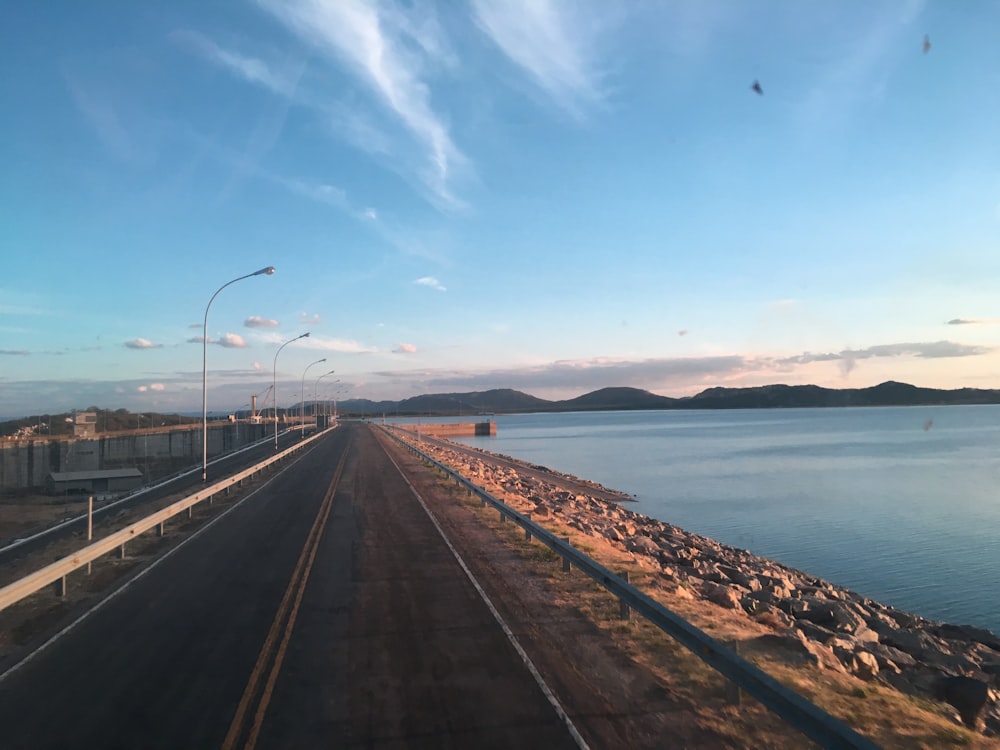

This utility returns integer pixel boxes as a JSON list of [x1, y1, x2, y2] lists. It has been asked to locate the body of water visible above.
[[410, 406, 1000, 633]]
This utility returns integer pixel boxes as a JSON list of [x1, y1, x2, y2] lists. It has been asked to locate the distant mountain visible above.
[[334, 381, 1000, 417], [681, 381, 1000, 409], [555, 387, 678, 411], [332, 389, 550, 416]]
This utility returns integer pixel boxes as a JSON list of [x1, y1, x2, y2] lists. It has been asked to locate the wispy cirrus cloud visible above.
[[125, 338, 161, 350], [473, 0, 608, 118], [0, 350, 30, 356], [415, 276, 446, 292], [245, 316, 280, 328], [169, 30, 303, 97], [259, 0, 469, 209]]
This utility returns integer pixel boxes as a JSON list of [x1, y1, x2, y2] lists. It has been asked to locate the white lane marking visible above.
[[0, 451, 312, 686], [382, 444, 591, 750]]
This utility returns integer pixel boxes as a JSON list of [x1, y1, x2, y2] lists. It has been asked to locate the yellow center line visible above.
[[222, 445, 349, 750]]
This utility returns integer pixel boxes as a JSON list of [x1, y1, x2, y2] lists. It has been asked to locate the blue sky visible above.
[[2, 1, 1000, 417]]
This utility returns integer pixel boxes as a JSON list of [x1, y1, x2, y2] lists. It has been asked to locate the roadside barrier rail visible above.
[[0, 429, 329, 613], [379, 425, 881, 750]]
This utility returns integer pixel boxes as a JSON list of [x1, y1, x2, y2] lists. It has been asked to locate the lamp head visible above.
[[255, 266, 276, 276]]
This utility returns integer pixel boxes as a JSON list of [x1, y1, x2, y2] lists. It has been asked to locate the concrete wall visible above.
[[0, 423, 271, 495]]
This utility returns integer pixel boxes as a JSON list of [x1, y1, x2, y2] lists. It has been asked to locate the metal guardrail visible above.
[[379, 426, 882, 750], [0, 429, 328, 613]]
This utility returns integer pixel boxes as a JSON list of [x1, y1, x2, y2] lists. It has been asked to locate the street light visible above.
[[300, 358, 327, 437], [314, 369, 336, 428], [273, 332, 310, 449], [202, 266, 275, 482]]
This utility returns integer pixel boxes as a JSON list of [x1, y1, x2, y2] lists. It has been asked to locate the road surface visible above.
[[0, 423, 580, 749]]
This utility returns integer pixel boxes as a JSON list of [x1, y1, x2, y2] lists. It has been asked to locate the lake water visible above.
[[403, 406, 1000, 634]]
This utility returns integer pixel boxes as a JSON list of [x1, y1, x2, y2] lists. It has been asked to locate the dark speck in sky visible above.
[[751, 80, 763, 95]]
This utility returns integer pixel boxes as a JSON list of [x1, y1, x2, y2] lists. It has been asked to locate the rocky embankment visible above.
[[414, 436, 1000, 735]]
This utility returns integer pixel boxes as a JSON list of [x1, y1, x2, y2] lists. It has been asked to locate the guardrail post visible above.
[[119, 542, 126, 559], [524, 512, 532, 541], [87, 496, 94, 575], [500, 509, 507, 523], [157, 522, 165, 537], [55, 576, 67, 597], [187, 506, 193, 520], [562, 537, 571, 572], [726, 641, 744, 706], [619, 571, 631, 621], [480, 496, 487, 508]]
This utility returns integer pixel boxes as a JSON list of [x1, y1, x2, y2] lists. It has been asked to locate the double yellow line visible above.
[[222, 446, 349, 750]]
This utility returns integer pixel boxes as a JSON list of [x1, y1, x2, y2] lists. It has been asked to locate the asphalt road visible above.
[[0, 423, 579, 749]]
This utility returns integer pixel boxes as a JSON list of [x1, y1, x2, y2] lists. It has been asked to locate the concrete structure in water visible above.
[[395, 421, 496, 438]]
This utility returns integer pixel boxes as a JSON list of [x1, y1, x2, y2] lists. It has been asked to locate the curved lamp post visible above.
[[202, 265, 275, 482], [313, 369, 336, 428], [273, 332, 310, 449], [300, 358, 327, 437]]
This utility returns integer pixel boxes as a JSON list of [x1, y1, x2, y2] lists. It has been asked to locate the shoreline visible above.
[[413, 432, 1000, 735]]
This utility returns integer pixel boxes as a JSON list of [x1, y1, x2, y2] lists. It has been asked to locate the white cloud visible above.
[[473, 0, 607, 118], [301, 312, 322, 325], [260, 0, 469, 209], [415, 276, 446, 292], [363, 207, 378, 221], [137, 385, 148, 392], [253, 361, 263, 371], [217, 333, 248, 349], [150, 383, 166, 392], [245, 316, 280, 328], [394, 342, 417, 354], [125, 338, 161, 349]]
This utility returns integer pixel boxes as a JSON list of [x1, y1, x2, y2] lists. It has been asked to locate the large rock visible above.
[[866, 642, 918, 669], [934, 623, 1000, 653], [625, 534, 660, 557], [718, 564, 763, 591], [846, 650, 880, 681], [701, 581, 742, 610], [934, 675, 991, 729]]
